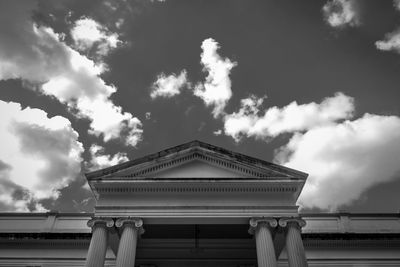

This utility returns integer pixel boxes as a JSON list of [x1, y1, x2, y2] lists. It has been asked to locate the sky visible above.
[[0, 0, 400, 213]]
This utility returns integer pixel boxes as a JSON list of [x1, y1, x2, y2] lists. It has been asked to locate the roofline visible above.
[[0, 211, 398, 217], [86, 140, 309, 179]]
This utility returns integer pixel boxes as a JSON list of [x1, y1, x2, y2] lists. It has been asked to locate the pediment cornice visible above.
[[86, 140, 308, 181], [92, 180, 302, 194]]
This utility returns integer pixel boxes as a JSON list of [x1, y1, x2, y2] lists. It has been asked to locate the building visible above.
[[0, 140, 399, 267]]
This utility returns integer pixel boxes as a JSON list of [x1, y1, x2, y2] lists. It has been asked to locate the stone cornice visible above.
[[85, 140, 308, 180], [303, 238, 400, 248], [93, 183, 299, 194], [0, 239, 90, 247], [119, 152, 289, 179]]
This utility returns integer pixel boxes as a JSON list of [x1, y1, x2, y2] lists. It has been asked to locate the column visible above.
[[248, 218, 278, 267], [279, 218, 308, 267], [85, 217, 114, 267], [115, 217, 144, 267]]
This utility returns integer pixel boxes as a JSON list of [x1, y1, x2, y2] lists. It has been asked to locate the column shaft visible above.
[[286, 223, 308, 267], [116, 224, 139, 267], [85, 224, 108, 267], [255, 224, 277, 267]]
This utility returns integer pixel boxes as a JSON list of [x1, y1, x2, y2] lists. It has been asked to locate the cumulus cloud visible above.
[[322, 0, 359, 28], [0, 1, 142, 147], [194, 38, 237, 118], [70, 17, 122, 57], [275, 114, 400, 211], [0, 101, 83, 211], [376, 28, 400, 54], [88, 144, 128, 171], [221, 91, 400, 211], [223, 92, 354, 142], [150, 70, 189, 99]]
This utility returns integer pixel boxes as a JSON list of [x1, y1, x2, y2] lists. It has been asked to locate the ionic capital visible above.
[[87, 217, 114, 228], [115, 217, 144, 235], [248, 217, 278, 235], [278, 217, 306, 229]]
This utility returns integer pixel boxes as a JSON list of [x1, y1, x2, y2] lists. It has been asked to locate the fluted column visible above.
[[85, 217, 114, 267], [115, 217, 144, 267], [279, 218, 308, 267], [249, 218, 278, 267]]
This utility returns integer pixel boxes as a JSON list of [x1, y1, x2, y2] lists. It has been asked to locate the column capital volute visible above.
[[278, 217, 306, 229], [115, 217, 145, 234], [87, 217, 114, 228], [248, 217, 278, 235]]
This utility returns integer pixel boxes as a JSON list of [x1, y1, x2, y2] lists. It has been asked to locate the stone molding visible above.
[[95, 185, 298, 194], [123, 152, 279, 178], [87, 217, 114, 228], [248, 217, 278, 235], [85, 140, 308, 180], [115, 217, 145, 235], [279, 217, 306, 229]]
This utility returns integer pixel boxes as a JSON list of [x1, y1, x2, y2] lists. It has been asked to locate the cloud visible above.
[[376, 28, 400, 54], [223, 92, 354, 142], [0, 101, 83, 211], [322, 0, 359, 28], [213, 129, 222, 136], [70, 17, 122, 57], [145, 112, 151, 120], [395, 0, 400, 11], [87, 144, 128, 171], [150, 70, 189, 99], [0, 1, 142, 147], [275, 114, 400, 211], [194, 38, 237, 118]]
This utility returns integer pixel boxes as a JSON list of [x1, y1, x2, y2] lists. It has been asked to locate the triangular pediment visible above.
[[144, 159, 244, 178], [86, 140, 308, 180]]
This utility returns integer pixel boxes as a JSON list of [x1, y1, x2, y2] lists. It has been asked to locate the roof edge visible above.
[[86, 140, 308, 180]]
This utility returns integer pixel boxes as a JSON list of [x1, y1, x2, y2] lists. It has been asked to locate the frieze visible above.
[[95, 185, 298, 194]]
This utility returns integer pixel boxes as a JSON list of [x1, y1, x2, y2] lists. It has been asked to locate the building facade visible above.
[[0, 141, 399, 266]]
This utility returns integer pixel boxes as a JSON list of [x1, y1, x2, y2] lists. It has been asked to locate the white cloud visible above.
[[0, 101, 83, 211], [70, 17, 121, 56], [322, 0, 359, 28], [275, 114, 400, 211], [88, 144, 128, 171], [376, 28, 400, 54], [0, 2, 143, 147], [394, 0, 400, 11], [194, 38, 237, 118], [150, 70, 188, 99], [213, 129, 222, 136], [223, 92, 354, 142]]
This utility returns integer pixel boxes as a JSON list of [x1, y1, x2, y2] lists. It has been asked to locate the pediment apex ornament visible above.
[[248, 217, 278, 235], [115, 217, 145, 235], [87, 217, 114, 228], [278, 217, 306, 228]]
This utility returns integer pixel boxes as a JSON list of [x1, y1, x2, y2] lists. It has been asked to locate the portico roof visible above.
[[86, 140, 308, 180], [85, 140, 309, 221]]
